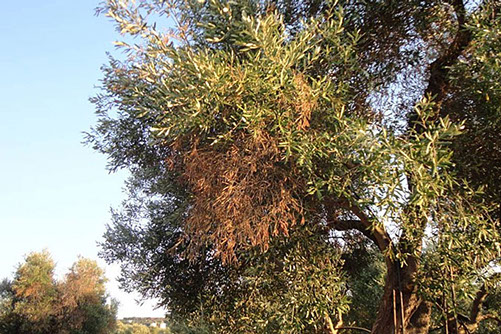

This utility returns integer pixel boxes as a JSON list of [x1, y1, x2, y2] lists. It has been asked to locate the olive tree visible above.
[[90, 0, 501, 332]]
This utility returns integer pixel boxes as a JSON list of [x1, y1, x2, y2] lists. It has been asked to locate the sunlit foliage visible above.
[[90, 0, 501, 332], [0, 251, 116, 334]]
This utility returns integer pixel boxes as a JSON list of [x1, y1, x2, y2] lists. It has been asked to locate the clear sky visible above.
[[0, 0, 165, 318]]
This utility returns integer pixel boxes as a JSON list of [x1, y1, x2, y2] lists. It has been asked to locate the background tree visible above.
[[59, 258, 117, 334], [115, 321, 171, 334], [9, 251, 58, 333], [90, 0, 501, 333], [0, 251, 117, 334]]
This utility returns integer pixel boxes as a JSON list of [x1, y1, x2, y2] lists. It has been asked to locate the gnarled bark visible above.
[[371, 255, 432, 334]]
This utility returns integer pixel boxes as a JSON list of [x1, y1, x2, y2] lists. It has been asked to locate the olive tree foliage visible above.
[[89, 0, 501, 333]]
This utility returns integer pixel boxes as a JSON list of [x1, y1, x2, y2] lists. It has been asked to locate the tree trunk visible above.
[[372, 259, 432, 334]]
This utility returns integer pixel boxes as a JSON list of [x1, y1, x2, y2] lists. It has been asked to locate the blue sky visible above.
[[0, 1, 165, 318]]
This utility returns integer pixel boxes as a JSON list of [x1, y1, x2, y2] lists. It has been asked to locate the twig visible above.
[[393, 289, 398, 334], [336, 326, 372, 333], [400, 289, 406, 334]]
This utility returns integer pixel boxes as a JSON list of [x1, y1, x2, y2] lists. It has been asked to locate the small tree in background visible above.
[[59, 258, 117, 334], [0, 251, 116, 334], [7, 250, 58, 334]]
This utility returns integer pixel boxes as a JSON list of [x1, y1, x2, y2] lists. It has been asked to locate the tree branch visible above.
[[347, 202, 392, 253], [326, 219, 378, 245], [479, 314, 501, 326], [399, 0, 473, 283], [336, 326, 372, 333], [324, 198, 393, 254], [409, 0, 473, 131], [470, 284, 488, 323], [470, 272, 501, 323], [425, 0, 471, 106]]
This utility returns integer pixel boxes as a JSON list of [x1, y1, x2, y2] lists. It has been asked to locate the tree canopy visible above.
[[89, 0, 501, 333], [0, 251, 117, 334]]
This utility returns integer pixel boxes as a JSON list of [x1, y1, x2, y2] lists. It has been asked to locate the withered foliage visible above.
[[166, 72, 319, 262], [179, 132, 305, 263], [293, 72, 317, 131]]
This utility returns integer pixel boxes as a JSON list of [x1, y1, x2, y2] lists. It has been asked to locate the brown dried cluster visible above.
[[293, 72, 317, 131], [180, 132, 305, 263]]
